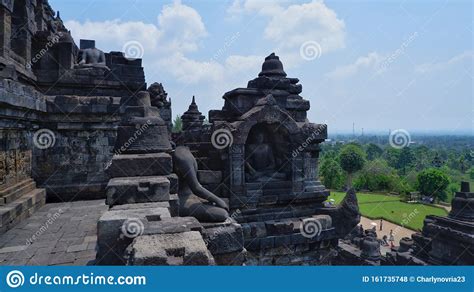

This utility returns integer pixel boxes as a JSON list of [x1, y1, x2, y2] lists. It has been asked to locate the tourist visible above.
[[382, 235, 389, 246], [379, 219, 383, 231], [389, 230, 395, 247]]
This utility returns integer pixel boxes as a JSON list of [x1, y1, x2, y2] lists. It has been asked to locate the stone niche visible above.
[[208, 53, 328, 212]]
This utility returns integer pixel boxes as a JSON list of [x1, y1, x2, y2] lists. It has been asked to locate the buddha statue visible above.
[[74, 39, 108, 69], [245, 130, 286, 182], [173, 146, 229, 223]]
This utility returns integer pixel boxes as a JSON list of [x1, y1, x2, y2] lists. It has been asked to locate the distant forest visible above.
[[320, 134, 473, 203]]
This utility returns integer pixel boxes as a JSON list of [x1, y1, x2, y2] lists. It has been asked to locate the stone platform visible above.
[[0, 200, 107, 266]]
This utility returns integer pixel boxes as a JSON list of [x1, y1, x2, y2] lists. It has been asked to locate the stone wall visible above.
[[33, 95, 121, 201], [0, 78, 45, 191], [0, 0, 152, 202], [0, 76, 124, 202]]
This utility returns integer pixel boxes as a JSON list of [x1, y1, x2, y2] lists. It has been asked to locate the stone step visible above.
[[0, 178, 34, 197], [0, 188, 46, 234], [0, 179, 37, 205]]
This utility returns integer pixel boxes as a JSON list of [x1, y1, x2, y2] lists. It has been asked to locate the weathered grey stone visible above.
[[127, 231, 214, 266], [144, 216, 203, 235], [96, 206, 170, 265], [106, 176, 170, 206], [106, 153, 172, 178], [203, 222, 244, 255]]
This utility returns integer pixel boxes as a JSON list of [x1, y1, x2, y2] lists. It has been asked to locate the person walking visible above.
[[379, 219, 383, 231], [389, 230, 395, 248]]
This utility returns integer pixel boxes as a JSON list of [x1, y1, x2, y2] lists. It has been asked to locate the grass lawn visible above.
[[328, 191, 448, 231]]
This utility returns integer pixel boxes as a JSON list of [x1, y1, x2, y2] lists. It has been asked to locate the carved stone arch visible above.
[[231, 104, 301, 145]]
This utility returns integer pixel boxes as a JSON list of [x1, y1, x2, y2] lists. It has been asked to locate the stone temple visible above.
[[0, 1, 471, 266]]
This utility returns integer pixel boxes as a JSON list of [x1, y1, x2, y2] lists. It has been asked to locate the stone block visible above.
[[106, 153, 172, 178], [127, 231, 214, 265], [265, 219, 295, 235], [168, 194, 179, 217], [213, 249, 247, 266], [260, 236, 275, 249], [203, 222, 244, 255], [96, 206, 170, 265], [247, 222, 267, 238], [111, 201, 170, 211], [274, 234, 292, 247], [105, 176, 170, 206], [144, 217, 203, 235]]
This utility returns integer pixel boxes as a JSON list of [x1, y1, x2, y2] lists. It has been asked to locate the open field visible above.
[[328, 191, 448, 231]]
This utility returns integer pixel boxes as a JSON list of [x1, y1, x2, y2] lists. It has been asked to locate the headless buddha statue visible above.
[[75, 46, 108, 69], [172, 146, 229, 222], [245, 131, 286, 182]]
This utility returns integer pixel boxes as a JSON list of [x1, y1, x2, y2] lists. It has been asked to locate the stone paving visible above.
[[0, 200, 107, 266], [360, 216, 415, 255], [0, 200, 420, 266]]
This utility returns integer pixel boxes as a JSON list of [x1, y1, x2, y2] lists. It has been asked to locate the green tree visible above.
[[172, 115, 182, 133], [339, 144, 365, 188], [469, 167, 474, 180], [366, 143, 383, 160], [385, 147, 401, 169], [319, 158, 344, 189], [413, 145, 431, 170], [398, 147, 416, 174], [417, 168, 450, 202], [353, 159, 397, 192]]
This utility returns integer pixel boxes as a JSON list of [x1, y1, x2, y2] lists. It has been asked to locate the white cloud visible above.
[[65, 20, 160, 51], [325, 52, 385, 79], [225, 55, 262, 73], [65, 0, 206, 55], [415, 51, 473, 74], [227, 0, 345, 63], [157, 0, 207, 53]]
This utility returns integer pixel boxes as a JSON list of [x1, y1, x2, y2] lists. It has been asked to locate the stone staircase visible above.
[[0, 179, 46, 234]]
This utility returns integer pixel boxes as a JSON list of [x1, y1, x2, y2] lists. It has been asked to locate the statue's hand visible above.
[[214, 198, 229, 211]]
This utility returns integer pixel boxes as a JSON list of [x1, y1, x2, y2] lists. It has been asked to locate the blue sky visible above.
[[50, 0, 472, 134]]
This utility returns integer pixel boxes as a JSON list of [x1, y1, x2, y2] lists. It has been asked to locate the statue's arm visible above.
[[99, 51, 106, 65], [188, 174, 229, 210]]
